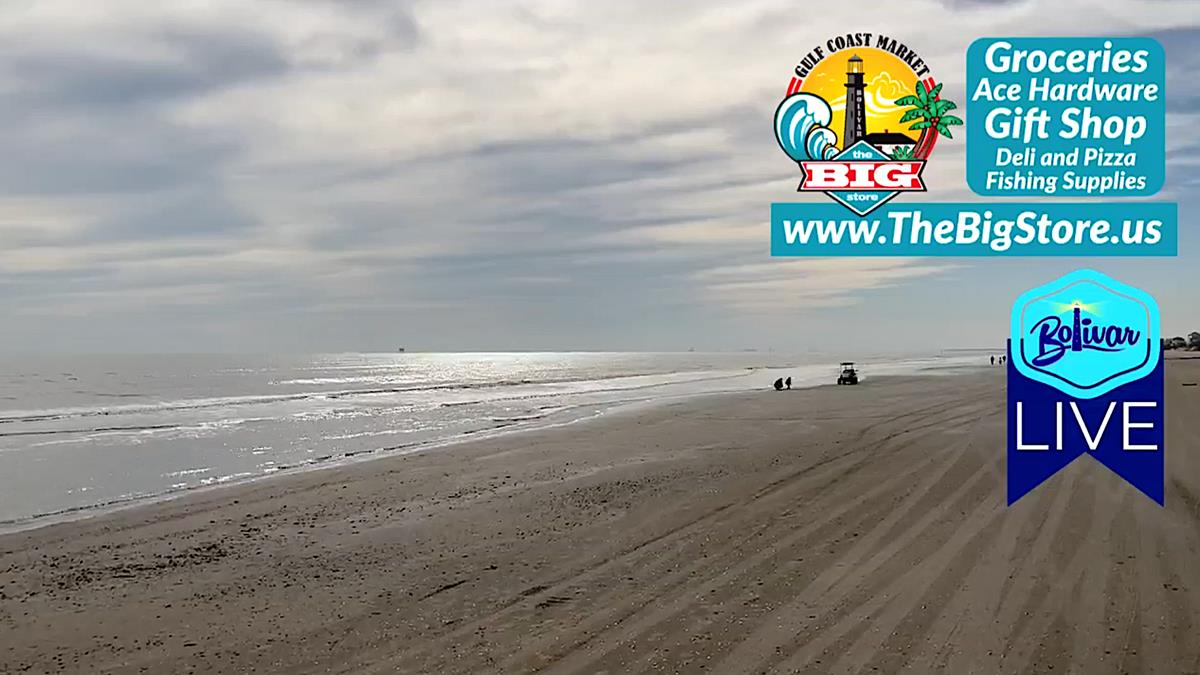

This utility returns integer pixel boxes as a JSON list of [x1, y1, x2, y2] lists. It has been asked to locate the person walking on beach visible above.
[[785, 377, 792, 390], [990, 355, 996, 366], [773, 377, 784, 391]]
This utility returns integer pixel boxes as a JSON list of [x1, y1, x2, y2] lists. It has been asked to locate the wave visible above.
[[0, 403, 594, 532], [0, 367, 770, 427], [0, 416, 275, 440]]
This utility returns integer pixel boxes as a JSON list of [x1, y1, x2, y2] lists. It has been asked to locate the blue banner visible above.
[[966, 37, 1165, 197], [1008, 345, 1163, 504], [1007, 269, 1165, 505], [770, 202, 1177, 256]]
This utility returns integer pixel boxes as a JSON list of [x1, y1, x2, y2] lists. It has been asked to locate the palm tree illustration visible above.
[[895, 81, 962, 159]]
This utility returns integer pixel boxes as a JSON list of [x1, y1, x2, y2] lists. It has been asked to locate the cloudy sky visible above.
[[0, 0, 1196, 353]]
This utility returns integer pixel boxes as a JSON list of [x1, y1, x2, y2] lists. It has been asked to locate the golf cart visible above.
[[837, 362, 859, 385]]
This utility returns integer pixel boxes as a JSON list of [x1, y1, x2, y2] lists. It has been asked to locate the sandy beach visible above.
[[2, 362, 1199, 674]]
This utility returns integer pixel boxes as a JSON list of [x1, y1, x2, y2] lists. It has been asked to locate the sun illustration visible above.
[[803, 47, 922, 147]]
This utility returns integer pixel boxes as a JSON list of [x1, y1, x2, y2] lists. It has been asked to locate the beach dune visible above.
[[2, 362, 1200, 673]]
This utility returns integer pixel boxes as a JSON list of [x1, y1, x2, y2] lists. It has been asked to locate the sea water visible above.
[[0, 351, 985, 527]]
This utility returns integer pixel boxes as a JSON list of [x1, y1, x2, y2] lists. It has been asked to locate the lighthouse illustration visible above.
[[1072, 303, 1084, 352], [842, 54, 867, 147]]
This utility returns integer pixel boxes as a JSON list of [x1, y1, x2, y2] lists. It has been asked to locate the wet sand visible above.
[[2, 362, 1200, 674]]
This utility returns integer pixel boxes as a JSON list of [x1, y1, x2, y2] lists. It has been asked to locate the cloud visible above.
[[693, 259, 959, 312], [0, 0, 1196, 351], [3, 28, 289, 109]]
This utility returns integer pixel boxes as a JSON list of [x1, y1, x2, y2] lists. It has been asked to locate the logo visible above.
[[774, 34, 961, 215], [1007, 269, 1164, 505], [1011, 269, 1159, 398]]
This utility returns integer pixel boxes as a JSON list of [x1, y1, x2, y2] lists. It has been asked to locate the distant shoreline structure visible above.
[[1164, 332, 1200, 351]]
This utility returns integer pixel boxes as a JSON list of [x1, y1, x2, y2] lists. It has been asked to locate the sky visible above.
[[0, 0, 1196, 354]]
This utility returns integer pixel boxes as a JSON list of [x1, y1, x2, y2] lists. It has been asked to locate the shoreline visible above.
[[0, 398, 616, 537], [4, 365, 1196, 673], [0, 354, 989, 529], [0, 368, 968, 536]]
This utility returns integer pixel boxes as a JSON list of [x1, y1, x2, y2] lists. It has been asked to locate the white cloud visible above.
[[694, 258, 958, 311], [0, 0, 1196, 350]]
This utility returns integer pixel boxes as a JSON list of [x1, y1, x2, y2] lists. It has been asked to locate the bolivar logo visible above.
[[774, 34, 961, 215], [1011, 269, 1159, 398], [1007, 270, 1164, 505]]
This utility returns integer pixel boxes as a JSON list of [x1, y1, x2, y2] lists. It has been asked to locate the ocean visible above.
[[0, 351, 986, 528]]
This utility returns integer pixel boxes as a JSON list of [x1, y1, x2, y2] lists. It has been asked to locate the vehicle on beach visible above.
[[837, 362, 859, 385]]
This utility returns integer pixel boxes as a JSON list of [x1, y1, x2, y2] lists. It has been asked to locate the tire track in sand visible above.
[[532, 402, 998, 674], [354, 394, 983, 674]]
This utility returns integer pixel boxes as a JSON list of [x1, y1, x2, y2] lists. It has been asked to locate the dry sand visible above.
[[2, 362, 1200, 674]]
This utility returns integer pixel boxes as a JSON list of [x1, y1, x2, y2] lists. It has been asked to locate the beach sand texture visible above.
[[2, 362, 1199, 674]]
